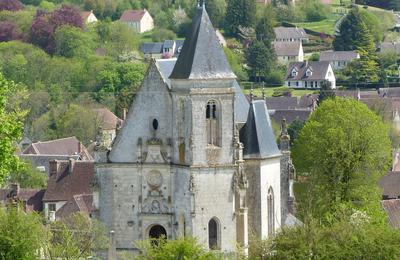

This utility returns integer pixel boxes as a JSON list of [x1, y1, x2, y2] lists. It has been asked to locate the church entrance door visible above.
[[149, 225, 167, 239]]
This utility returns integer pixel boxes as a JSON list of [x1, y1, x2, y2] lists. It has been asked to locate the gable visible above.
[[108, 61, 172, 163]]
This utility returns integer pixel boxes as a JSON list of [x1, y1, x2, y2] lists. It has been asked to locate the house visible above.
[[140, 40, 185, 59], [0, 184, 45, 212], [319, 50, 360, 70], [380, 42, 400, 54], [274, 26, 309, 43], [380, 171, 400, 228], [42, 159, 94, 221], [273, 41, 304, 64], [120, 9, 154, 33], [20, 137, 92, 175], [80, 10, 97, 24], [285, 61, 336, 89], [93, 108, 123, 148], [94, 4, 297, 252]]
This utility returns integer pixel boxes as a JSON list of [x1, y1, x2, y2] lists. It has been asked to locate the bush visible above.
[[298, 0, 330, 22], [151, 28, 177, 42], [265, 70, 284, 86], [272, 87, 293, 97]]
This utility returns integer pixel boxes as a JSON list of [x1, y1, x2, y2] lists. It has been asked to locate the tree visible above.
[[48, 213, 108, 259], [287, 118, 305, 145], [0, 0, 23, 11], [206, 0, 227, 28], [225, 0, 256, 35], [317, 80, 335, 104], [0, 21, 23, 42], [246, 40, 276, 82], [0, 206, 49, 259], [255, 6, 276, 42], [7, 160, 47, 188], [0, 73, 27, 185], [55, 25, 94, 58], [292, 98, 391, 222]]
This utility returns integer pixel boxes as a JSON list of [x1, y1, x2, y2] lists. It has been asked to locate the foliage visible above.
[[345, 57, 380, 87], [48, 213, 108, 259], [151, 28, 177, 42], [287, 118, 305, 145], [0, 0, 24, 11], [297, 0, 330, 22], [135, 237, 221, 260], [0, 206, 49, 260], [317, 80, 335, 104], [55, 25, 94, 58], [30, 5, 83, 54], [224, 46, 248, 81], [246, 40, 276, 82], [0, 73, 27, 185], [8, 160, 47, 188], [271, 86, 293, 97], [308, 52, 320, 61], [255, 5, 276, 42], [225, 0, 256, 35], [292, 98, 391, 222], [205, 0, 227, 28], [0, 21, 23, 41]]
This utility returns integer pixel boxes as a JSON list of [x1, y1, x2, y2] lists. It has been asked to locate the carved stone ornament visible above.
[[147, 170, 163, 189]]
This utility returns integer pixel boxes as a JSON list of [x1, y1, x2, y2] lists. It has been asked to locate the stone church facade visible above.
[[94, 4, 295, 253]]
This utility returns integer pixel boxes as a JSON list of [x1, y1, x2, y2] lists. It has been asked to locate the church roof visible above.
[[240, 101, 281, 159], [169, 5, 236, 80]]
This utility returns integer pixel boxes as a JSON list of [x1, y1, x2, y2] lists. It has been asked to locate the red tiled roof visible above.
[[120, 9, 146, 22], [0, 188, 45, 212], [22, 137, 92, 160], [80, 11, 92, 20], [56, 194, 94, 219], [382, 199, 400, 229], [43, 161, 94, 202], [93, 108, 123, 130]]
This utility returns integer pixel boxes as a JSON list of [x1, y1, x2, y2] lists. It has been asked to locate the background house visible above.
[[273, 41, 304, 64], [319, 50, 359, 70], [274, 27, 309, 43], [120, 9, 154, 33], [80, 10, 97, 24], [0, 184, 45, 212], [285, 61, 336, 89], [140, 40, 185, 59]]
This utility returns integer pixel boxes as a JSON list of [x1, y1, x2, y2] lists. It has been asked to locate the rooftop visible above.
[[120, 9, 147, 22], [320, 51, 359, 61]]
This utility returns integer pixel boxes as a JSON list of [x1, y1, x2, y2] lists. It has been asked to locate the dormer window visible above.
[[306, 68, 313, 77], [291, 68, 298, 77]]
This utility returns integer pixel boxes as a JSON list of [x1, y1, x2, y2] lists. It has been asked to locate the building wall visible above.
[[86, 13, 98, 23], [44, 201, 66, 220], [140, 11, 154, 33]]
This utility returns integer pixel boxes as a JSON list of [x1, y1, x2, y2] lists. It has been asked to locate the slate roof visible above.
[[140, 40, 184, 56], [270, 110, 311, 124], [273, 42, 302, 56], [43, 160, 94, 202], [169, 5, 236, 80], [240, 101, 281, 159], [274, 27, 308, 41], [93, 108, 123, 130], [156, 58, 249, 123], [285, 61, 331, 81], [380, 171, 400, 199], [56, 194, 94, 219], [19, 154, 80, 174], [21, 137, 92, 160], [0, 187, 45, 212], [120, 9, 147, 22], [380, 42, 400, 54], [163, 40, 174, 49], [265, 97, 299, 110], [382, 199, 400, 229], [319, 51, 359, 62]]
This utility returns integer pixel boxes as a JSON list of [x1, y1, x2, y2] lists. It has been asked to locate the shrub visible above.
[[151, 28, 177, 42]]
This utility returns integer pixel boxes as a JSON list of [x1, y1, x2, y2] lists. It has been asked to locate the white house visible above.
[[285, 61, 336, 89], [81, 10, 98, 24], [273, 41, 304, 64], [120, 9, 154, 33], [319, 50, 359, 70]]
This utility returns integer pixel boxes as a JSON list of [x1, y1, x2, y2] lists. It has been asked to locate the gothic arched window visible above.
[[267, 187, 275, 235], [206, 100, 219, 146], [208, 217, 220, 250]]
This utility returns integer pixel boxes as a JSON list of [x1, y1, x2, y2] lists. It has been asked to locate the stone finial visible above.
[[250, 84, 254, 103], [279, 118, 290, 151], [262, 82, 265, 100]]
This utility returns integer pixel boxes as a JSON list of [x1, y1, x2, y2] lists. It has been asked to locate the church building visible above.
[[94, 3, 295, 253]]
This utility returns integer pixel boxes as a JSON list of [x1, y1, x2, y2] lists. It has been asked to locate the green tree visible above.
[[246, 40, 276, 82], [292, 98, 391, 222], [317, 80, 335, 104], [255, 5, 276, 42], [0, 73, 27, 185], [0, 206, 49, 259], [55, 25, 95, 58], [225, 0, 256, 35], [205, 0, 227, 28], [8, 160, 47, 188], [224, 46, 248, 81], [287, 118, 305, 145]]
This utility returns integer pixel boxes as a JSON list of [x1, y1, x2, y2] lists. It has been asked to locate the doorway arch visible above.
[[148, 225, 167, 239]]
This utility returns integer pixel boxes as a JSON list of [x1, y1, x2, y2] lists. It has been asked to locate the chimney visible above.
[[69, 157, 75, 174], [123, 108, 127, 121], [10, 183, 20, 198], [49, 160, 59, 176]]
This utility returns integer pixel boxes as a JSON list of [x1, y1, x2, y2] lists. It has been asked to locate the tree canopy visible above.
[[225, 0, 256, 35]]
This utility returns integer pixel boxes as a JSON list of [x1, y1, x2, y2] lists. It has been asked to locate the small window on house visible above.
[[288, 81, 291, 87], [291, 69, 298, 77], [48, 203, 56, 212], [152, 119, 159, 130], [296, 81, 299, 87], [305, 81, 308, 88]]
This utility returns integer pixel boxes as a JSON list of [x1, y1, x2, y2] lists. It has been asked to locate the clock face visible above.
[[147, 170, 163, 188]]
